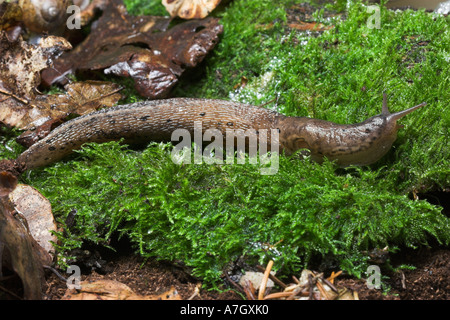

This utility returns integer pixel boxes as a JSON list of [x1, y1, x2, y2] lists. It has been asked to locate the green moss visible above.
[[24, 141, 449, 286], [3, 0, 450, 287], [124, 0, 168, 16]]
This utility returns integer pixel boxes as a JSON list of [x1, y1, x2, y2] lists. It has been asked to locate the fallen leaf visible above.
[[62, 280, 181, 300], [0, 29, 71, 129], [0, 31, 71, 101], [162, 0, 222, 19], [0, 172, 50, 299], [1, 80, 123, 131], [9, 184, 57, 255], [41, 0, 223, 99]]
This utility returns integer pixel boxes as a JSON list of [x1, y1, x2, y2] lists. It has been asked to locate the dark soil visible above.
[[37, 246, 448, 300]]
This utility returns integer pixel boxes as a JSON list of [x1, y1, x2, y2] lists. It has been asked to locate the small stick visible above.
[[316, 280, 330, 300], [242, 280, 256, 300], [258, 260, 274, 300], [308, 274, 314, 300], [327, 270, 342, 284], [263, 291, 295, 300], [0, 88, 29, 104], [256, 264, 287, 289], [43, 265, 67, 282], [224, 272, 245, 295], [322, 277, 338, 293]]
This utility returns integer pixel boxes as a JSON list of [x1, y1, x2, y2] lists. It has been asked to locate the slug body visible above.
[[17, 97, 426, 170]]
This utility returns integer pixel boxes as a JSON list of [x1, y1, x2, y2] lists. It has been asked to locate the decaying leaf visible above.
[[162, 0, 222, 19], [1, 79, 123, 131], [41, 0, 223, 99], [0, 171, 50, 299], [9, 184, 57, 255], [0, 30, 71, 101], [0, 29, 72, 128], [62, 280, 181, 300]]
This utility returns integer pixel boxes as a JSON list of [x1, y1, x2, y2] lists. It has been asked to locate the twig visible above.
[[0, 283, 23, 300], [43, 265, 67, 282], [308, 273, 314, 300], [316, 280, 329, 300], [322, 277, 338, 293], [256, 264, 287, 289], [400, 270, 406, 290], [242, 280, 256, 300], [257, 97, 277, 108], [258, 260, 274, 300], [0, 88, 29, 104], [327, 270, 342, 284], [263, 291, 294, 300], [224, 272, 246, 296], [187, 283, 201, 300]]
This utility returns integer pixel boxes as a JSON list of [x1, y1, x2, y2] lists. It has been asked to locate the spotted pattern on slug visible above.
[[16, 97, 426, 170]]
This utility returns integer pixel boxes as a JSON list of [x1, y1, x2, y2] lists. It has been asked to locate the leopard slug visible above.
[[16, 96, 426, 170]]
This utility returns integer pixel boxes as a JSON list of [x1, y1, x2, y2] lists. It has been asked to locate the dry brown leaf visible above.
[[162, 0, 221, 19], [0, 172, 50, 299], [9, 184, 57, 255], [62, 280, 181, 300], [0, 32, 71, 101], [41, 0, 223, 99], [1, 80, 123, 131], [0, 29, 71, 128]]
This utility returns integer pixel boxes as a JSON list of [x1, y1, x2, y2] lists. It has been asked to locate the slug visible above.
[[19, 0, 71, 34], [17, 96, 426, 170]]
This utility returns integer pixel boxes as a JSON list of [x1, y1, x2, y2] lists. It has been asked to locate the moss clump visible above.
[[24, 140, 450, 286]]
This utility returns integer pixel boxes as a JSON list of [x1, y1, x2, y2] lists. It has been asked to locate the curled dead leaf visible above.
[[162, 0, 222, 19], [1, 80, 122, 131], [0, 30, 71, 101], [9, 184, 57, 255], [0, 179, 50, 299]]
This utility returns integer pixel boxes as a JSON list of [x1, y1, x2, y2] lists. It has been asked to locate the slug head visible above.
[[381, 92, 426, 135]]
